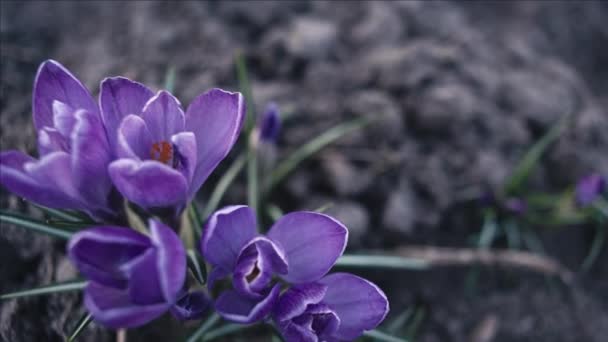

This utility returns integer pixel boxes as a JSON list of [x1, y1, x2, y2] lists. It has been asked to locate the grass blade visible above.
[[581, 224, 606, 272], [0, 210, 73, 240], [334, 255, 429, 270], [187, 249, 207, 285], [31, 203, 85, 222], [67, 312, 93, 342], [504, 114, 569, 195], [264, 117, 370, 193], [202, 322, 253, 341], [1, 279, 86, 300], [363, 329, 408, 342], [164, 65, 176, 93], [186, 313, 221, 342], [235, 51, 256, 133], [202, 154, 247, 218], [247, 142, 259, 223]]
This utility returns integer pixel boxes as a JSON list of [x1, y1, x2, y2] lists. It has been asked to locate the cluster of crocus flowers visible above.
[[201, 205, 389, 340], [0, 60, 389, 341], [0, 60, 245, 224]]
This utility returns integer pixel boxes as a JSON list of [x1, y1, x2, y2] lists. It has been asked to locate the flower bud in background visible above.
[[575, 173, 605, 207], [258, 102, 281, 144], [504, 197, 527, 216]]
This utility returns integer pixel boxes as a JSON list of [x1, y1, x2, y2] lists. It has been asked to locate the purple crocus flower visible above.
[[0, 60, 118, 221], [100, 77, 245, 220], [504, 197, 527, 215], [258, 102, 281, 143], [273, 273, 389, 341], [68, 219, 194, 328], [200, 205, 348, 324], [575, 173, 605, 207]]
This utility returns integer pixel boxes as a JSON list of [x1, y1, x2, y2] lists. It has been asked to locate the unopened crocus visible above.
[[575, 174, 605, 207], [504, 197, 527, 215], [201, 205, 348, 324], [258, 102, 281, 143], [68, 219, 195, 328], [273, 273, 389, 341], [0, 60, 119, 221], [100, 77, 245, 222]]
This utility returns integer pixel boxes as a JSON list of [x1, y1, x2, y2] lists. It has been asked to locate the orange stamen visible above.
[[150, 141, 173, 164]]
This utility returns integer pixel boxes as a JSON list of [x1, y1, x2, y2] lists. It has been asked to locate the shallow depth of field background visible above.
[[1, 1, 608, 341]]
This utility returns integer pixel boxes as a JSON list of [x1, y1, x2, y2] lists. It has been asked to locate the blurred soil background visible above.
[[1, 1, 608, 341]]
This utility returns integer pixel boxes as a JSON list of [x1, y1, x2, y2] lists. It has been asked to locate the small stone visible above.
[[325, 201, 370, 247], [287, 17, 337, 60], [382, 184, 416, 236]]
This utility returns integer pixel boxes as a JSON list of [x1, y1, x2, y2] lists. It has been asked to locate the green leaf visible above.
[[334, 254, 429, 270], [581, 224, 606, 272], [478, 210, 498, 249], [186, 313, 221, 342], [164, 65, 176, 93], [264, 117, 370, 193], [235, 51, 256, 133], [1, 279, 86, 300], [363, 329, 408, 342], [266, 204, 284, 222], [187, 249, 207, 285], [202, 154, 247, 218], [504, 114, 569, 195], [0, 210, 74, 240], [67, 312, 93, 342], [247, 143, 259, 224], [31, 203, 86, 222], [201, 322, 253, 341]]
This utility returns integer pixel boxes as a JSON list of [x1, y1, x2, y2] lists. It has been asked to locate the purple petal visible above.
[[123, 248, 163, 305], [233, 236, 288, 299], [259, 102, 281, 143], [268, 212, 348, 283], [116, 114, 153, 160], [71, 109, 113, 211], [84, 281, 170, 329], [576, 174, 606, 207], [306, 304, 340, 339], [278, 321, 317, 342], [52, 101, 76, 137], [319, 273, 389, 340], [201, 205, 257, 271], [207, 267, 230, 291], [170, 291, 210, 321], [0, 151, 82, 208], [38, 128, 69, 155], [215, 284, 281, 324], [141, 91, 185, 142], [33, 60, 97, 131], [99, 77, 154, 155], [171, 132, 197, 184], [68, 226, 151, 288], [273, 282, 327, 322], [185, 89, 245, 198], [148, 219, 187, 303], [109, 159, 188, 209]]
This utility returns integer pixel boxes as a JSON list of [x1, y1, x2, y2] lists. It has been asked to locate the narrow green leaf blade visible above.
[[187, 249, 207, 285], [201, 322, 253, 341], [186, 313, 221, 342], [0, 210, 73, 240], [334, 255, 429, 270], [504, 114, 569, 195], [363, 329, 408, 342], [31, 203, 86, 222], [235, 52, 256, 133], [1, 280, 86, 300], [265, 117, 370, 193], [67, 312, 93, 342], [164, 65, 176, 93], [202, 154, 247, 218]]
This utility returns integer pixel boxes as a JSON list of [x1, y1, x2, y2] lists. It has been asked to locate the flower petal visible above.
[[277, 320, 317, 342], [233, 236, 288, 299], [109, 159, 188, 209], [259, 102, 281, 143], [0, 151, 81, 208], [171, 132, 197, 184], [201, 205, 257, 271], [170, 291, 210, 321], [99, 77, 154, 155], [267, 212, 348, 283], [185, 89, 245, 198], [38, 127, 69, 155], [52, 100, 76, 137], [124, 248, 164, 305], [149, 219, 187, 303], [68, 226, 151, 288], [273, 282, 327, 322], [33, 60, 97, 131], [71, 109, 113, 212], [214, 284, 281, 324], [116, 114, 153, 160], [141, 91, 185, 142], [576, 174, 605, 207], [84, 281, 170, 329], [319, 273, 389, 340]]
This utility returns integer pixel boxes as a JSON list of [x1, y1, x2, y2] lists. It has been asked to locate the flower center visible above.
[[150, 141, 173, 165], [246, 262, 261, 283]]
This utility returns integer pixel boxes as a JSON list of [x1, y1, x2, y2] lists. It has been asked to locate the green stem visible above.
[[202, 154, 247, 218], [0, 210, 73, 240], [186, 313, 221, 342], [201, 322, 253, 341], [1, 280, 86, 300], [67, 312, 93, 342], [581, 224, 606, 272], [364, 329, 408, 342], [334, 255, 429, 270]]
